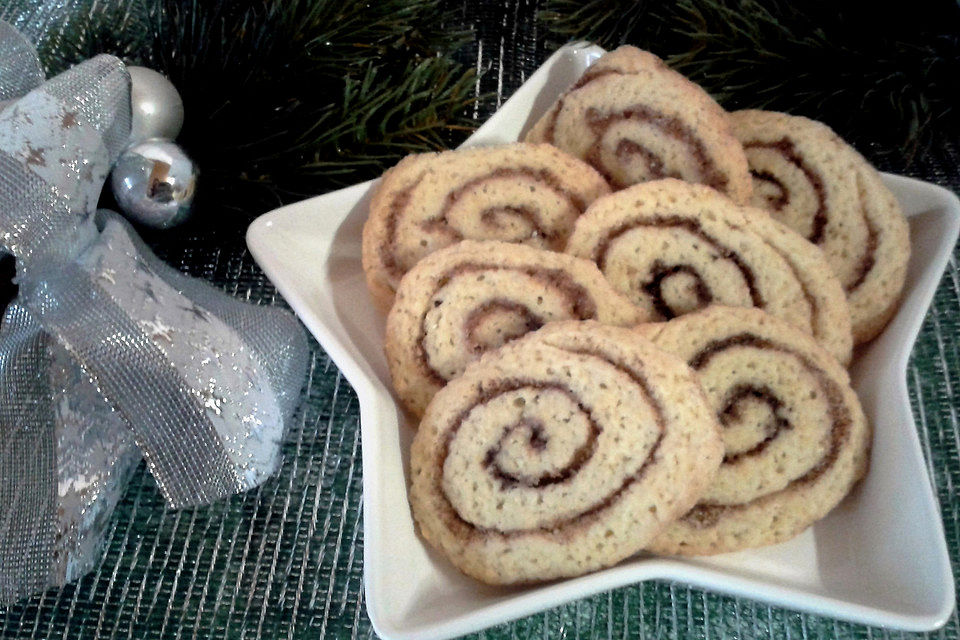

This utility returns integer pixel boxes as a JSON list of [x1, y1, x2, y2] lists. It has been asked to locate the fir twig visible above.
[[539, 0, 655, 51], [149, 0, 477, 216]]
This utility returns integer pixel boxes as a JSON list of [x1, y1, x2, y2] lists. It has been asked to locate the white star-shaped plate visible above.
[[247, 43, 958, 640]]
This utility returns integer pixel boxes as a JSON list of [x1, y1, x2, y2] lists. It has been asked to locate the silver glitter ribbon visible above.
[[0, 22, 309, 603]]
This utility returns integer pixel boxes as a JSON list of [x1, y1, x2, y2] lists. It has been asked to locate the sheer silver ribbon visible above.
[[0, 22, 309, 603]]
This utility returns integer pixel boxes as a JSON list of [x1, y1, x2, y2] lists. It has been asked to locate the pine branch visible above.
[[539, 0, 656, 51], [243, 57, 478, 195], [148, 0, 477, 220]]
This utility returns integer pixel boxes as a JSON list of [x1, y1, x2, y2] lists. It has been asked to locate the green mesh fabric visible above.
[[0, 1, 958, 638]]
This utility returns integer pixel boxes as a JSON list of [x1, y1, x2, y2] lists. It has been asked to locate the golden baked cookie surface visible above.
[[639, 306, 870, 555], [730, 109, 910, 343], [385, 240, 644, 417], [566, 178, 853, 364], [525, 46, 752, 203], [409, 321, 723, 584], [362, 143, 610, 305]]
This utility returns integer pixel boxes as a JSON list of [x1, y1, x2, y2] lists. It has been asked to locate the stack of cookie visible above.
[[360, 45, 907, 585]]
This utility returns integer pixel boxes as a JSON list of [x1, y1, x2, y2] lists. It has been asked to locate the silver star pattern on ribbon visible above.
[[23, 142, 44, 166], [140, 316, 174, 343], [191, 338, 224, 368], [0, 35, 308, 600], [194, 379, 226, 416], [75, 157, 94, 184], [241, 413, 263, 428], [98, 267, 116, 285], [60, 111, 78, 129]]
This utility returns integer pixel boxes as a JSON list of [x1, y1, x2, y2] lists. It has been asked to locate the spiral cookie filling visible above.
[[361, 143, 610, 305], [524, 46, 752, 204], [730, 110, 910, 343], [639, 307, 870, 556], [566, 179, 852, 364], [409, 321, 723, 584], [386, 241, 644, 416], [743, 137, 828, 243], [581, 104, 729, 192], [592, 214, 764, 314]]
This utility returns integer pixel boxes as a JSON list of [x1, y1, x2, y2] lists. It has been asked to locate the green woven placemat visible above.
[[0, 1, 957, 638]]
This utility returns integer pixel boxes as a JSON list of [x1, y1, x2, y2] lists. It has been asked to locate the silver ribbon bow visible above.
[[0, 22, 309, 603]]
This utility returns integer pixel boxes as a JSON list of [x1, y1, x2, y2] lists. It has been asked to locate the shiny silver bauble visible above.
[[127, 66, 184, 142], [110, 139, 197, 229]]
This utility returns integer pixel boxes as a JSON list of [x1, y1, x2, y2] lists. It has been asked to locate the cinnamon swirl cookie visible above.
[[730, 110, 910, 343], [362, 143, 610, 306], [524, 46, 752, 204], [386, 240, 644, 417], [409, 321, 723, 584], [566, 179, 853, 365], [638, 306, 870, 555]]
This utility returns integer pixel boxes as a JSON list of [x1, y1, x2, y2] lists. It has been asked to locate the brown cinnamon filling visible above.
[[441, 166, 587, 222], [718, 383, 791, 463], [683, 333, 851, 527], [541, 103, 563, 145], [541, 70, 728, 194], [745, 138, 827, 244], [542, 69, 625, 143], [846, 172, 880, 293], [473, 205, 559, 247], [584, 105, 729, 191], [437, 347, 665, 540], [750, 170, 789, 211], [641, 261, 714, 320], [463, 299, 545, 356], [615, 139, 683, 182], [381, 174, 425, 278], [380, 167, 584, 283], [592, 214, 763, 315], [417, 263, 597, 385], [745, 139, 879, 294], [483, 413, 599, 489], [574, 67, 623, 90]]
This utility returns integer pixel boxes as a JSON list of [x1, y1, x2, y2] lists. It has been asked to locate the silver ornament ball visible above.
[[128, 66, 184, 142], [111, 139, 197, 229]]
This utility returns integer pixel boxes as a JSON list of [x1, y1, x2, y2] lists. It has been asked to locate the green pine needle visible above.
[[539, 0, 655, 51], [150, 0, 477, 215]]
